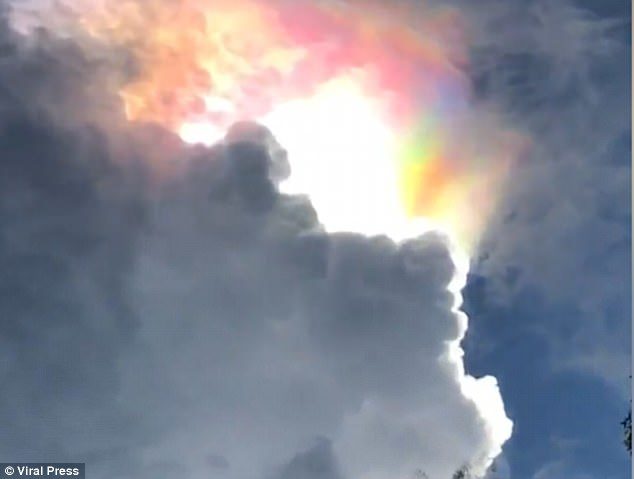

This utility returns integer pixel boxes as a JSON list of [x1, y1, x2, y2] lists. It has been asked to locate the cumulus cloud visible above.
[[0, 4, 511, 479]]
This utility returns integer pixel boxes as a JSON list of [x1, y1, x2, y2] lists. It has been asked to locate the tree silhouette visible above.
[[623, 376, 632, 455], [452, 465, 471, 479], [622, 409, 631, 454]]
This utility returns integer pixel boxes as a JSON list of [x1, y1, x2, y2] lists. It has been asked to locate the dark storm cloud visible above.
[[0, 9, 148, 463], [0, 4, 509, 479]]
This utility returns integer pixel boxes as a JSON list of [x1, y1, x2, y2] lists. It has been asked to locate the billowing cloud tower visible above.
[[0, 1, 518, 478]]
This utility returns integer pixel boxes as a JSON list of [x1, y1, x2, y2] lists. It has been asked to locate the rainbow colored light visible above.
[[30, 0, 526, 252]]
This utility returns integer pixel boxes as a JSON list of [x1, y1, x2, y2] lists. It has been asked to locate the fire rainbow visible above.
[[11, 0, 526, 253]]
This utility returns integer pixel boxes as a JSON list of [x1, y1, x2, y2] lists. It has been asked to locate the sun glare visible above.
[[179, 74, 436, 241]]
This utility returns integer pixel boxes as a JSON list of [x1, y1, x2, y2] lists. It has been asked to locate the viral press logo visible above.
[[0, 464, 84, 478]]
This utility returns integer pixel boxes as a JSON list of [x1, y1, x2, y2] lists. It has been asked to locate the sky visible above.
[[462, 1, 632, 477], [0, 0, 630, 479]]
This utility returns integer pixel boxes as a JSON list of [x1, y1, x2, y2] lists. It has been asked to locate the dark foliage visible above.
[[622, 410, 631, 454]]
